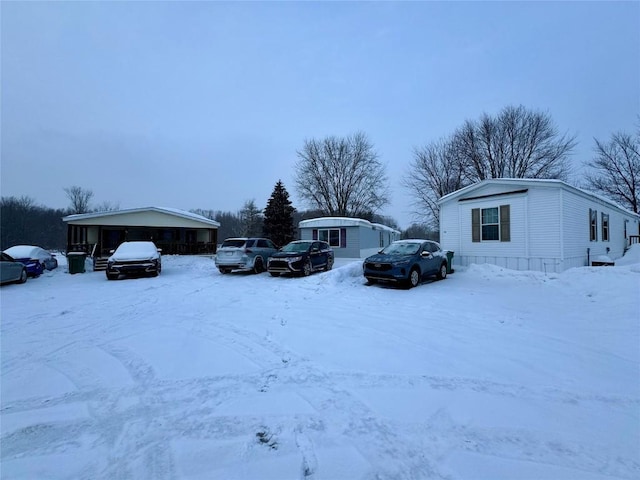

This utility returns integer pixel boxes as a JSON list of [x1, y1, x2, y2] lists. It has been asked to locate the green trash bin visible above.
[[445, 250, 454, 274], [67, 252, 87, 274]]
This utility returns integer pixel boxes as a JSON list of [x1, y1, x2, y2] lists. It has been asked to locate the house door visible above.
[[102, 229, 126, 255]]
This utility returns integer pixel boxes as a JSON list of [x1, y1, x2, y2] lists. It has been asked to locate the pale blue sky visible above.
[[2, 1, 638, 228]]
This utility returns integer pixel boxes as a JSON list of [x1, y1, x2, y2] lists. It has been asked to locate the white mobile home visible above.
[[299, 217, 401, 258], [438, 179, 640, 273]]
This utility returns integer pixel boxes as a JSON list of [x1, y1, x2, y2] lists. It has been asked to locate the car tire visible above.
[[219, 268, 230, 274], [365, 278, 377, 286], [325, 257, 334, 271], [253, 257, 264, 274], [269, 272, 280, 277], [106, 273, 118, 280], [302, 260, 312, 276], [17, 268, 27, 284], [407, 267, 420, 288], [436, 263, 447, 280]]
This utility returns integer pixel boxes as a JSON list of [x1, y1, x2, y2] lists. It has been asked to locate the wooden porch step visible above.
[[93, 257, 109, 271]]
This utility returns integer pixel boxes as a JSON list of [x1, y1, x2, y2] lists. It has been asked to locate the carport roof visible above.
[[62, 207, 220, 227]]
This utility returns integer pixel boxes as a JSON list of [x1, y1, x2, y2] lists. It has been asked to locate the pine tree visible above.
[[263, 180, 296, 247]]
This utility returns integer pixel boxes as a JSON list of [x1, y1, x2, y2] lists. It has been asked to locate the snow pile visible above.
[[615, 243, 640, 267], [1, 255, 638, 479], [318, 260, 365, 286]]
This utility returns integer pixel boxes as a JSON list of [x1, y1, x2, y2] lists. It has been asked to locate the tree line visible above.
[[2, 104, 637, 250]]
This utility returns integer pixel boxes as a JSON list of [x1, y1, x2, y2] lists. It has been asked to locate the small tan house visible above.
[[63, 207, 220, 269]]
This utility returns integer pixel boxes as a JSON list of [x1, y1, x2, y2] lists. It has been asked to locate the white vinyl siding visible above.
[[526, 186, 562, 259], [439, 179, 640, 272], [68, 211, 213, 229], [300, 219, 400, 258], [457, 196, 527, 269]]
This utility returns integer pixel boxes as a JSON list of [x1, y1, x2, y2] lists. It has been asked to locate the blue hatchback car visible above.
[[363, 239, 448, 288]]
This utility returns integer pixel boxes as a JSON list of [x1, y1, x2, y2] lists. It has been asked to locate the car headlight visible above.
[[288, 256, 302, 262]]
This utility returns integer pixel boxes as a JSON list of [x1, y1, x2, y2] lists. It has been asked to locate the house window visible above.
[[601, 213, 609, 242], [472, 205, 510, 242], [589, 209, 598, 241], [318, 228, 341, 248], [481, 208, 500, 240], [379, 231, 384, 247]]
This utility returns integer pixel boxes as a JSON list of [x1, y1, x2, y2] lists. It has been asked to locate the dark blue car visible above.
[[363, 239, 448, 288], [267, 240, 334, 277], [3, 245, 58, 277]]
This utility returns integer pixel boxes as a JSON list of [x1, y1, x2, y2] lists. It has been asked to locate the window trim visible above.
[[472, 205, 510, 242], [317, 228, 342, 248], [589, 209, 598, 241], [601, 212, 609, 242], [481, 207, 500, 241]]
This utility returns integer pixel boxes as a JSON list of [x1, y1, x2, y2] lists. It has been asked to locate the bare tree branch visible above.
[[63, 186, 94, 214], [454, 105, 575, 182], [585, 129, 640, 213], [404, 105, 576, 227], [294, 132, 390, 217]]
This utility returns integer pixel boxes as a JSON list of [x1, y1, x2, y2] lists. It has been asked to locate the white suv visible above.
[[215, 238, 278, 274]]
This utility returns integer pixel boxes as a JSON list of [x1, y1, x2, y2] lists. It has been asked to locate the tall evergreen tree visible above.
[[263, 180, 296, 247]]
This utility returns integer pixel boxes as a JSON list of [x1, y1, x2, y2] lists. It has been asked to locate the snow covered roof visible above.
[[62, 207, 220, 227], [299, 217, 400, 234], [438, 179, 640, 218]]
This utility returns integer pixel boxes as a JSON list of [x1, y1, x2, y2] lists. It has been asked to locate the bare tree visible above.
[[64, 186, 93, 214], [454, 105, 576, 181], [585, 128, 640, 213], [93, 201, 120, 213], [403, 137, 467, 228], [294, 132, 390, 217], [405, 105, 576, 227]]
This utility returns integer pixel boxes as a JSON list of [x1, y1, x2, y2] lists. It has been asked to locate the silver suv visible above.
[[215, 237, 278, 274]]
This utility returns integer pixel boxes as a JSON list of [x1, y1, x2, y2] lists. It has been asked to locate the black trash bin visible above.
[[67, 252, 87, 274], [445, 250, 454, 274]]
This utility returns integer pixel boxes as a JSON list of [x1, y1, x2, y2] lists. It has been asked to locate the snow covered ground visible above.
[[1, 248, 639, 480]]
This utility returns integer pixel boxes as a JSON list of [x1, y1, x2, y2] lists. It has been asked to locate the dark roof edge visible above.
[[459, 189, 529, 202]]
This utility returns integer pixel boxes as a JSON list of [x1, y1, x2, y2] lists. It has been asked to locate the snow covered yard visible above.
[[1, 251, 639, 480]]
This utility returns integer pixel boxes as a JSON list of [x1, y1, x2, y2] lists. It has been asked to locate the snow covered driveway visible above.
[[1, 255, 639, 479]]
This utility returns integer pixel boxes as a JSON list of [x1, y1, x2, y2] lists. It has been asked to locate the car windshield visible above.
[[382, 242, 421, 255], [115, 242, 157, 256], [221, 239, 246, 248], [281, 242, 311, 253]]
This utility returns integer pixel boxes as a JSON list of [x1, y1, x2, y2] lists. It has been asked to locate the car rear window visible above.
[[222, 239, 247, 248]]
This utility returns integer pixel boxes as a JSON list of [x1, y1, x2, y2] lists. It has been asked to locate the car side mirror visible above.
[[420, 251, 431, 258], [157, 248, 162, 253], [109, 249, 115, 254]]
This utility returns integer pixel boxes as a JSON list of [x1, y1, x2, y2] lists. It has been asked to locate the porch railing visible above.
[[69, 242, 216, 257]]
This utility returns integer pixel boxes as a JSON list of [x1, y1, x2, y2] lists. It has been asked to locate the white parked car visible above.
[[215, 237, 278, 274], [0, 252, 28, 285], [106, 241, 161, 280]]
